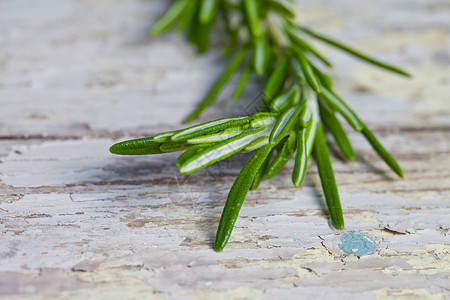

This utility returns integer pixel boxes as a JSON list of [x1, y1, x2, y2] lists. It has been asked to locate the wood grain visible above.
[[0, 0, 449, 299]]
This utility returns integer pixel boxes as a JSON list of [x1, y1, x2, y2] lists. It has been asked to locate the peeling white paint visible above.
[[0, 0, 449, 299]]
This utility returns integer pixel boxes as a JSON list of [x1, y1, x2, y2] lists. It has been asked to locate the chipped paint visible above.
[[338, 232, 377, 256], [375, 288, 447, 300], [1, 0, 449, 299]]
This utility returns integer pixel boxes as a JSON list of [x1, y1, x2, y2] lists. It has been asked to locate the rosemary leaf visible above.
[[243, 0, 262, 37], [267, 0, 295, 18], [185, 46, 248, 122], [298, 101, 313, 127], [233, 57, 253, 100], [264, 57, 289, 100], [252, 112, 280, 118], [266, 153, 287, 179], [313, 124, 345, 230], [362, 126, 404, 177], [251, 147, 275, 189], [266, 136, 295, 179], [154, 131, 179, 143], [215, 145, 273, 252], [176, 144, 208, 167], [250, 114, 278, 128], [320, 88, 364, 131], [253, 33, 271, 75], [269, 101, 305, 145], [219, 1, 233, 32], [241, 136, 270, 152], [270, 84, 300, 112], [187, 130, 243, 144], [312, 64, 333, 90], [160, 141, 192, 153], [172, 117, 250, 141], [297, 26, 411, 77], [292, 109, 317, 187], [293, 49, 322, 93], [187, 14, 199, 44], [290, 57, 306, 83], [199, 0, 220, 24], [109, 138, 164, 155], [285, 25, 332, 67], [319, 100, 355, 160], [287, 129, 298, 154], [180, 127, 267, 174], [150, 0, 190, 36], [222, 28, 239, 57], [196, 21, 213, 53], [175, 0, 198, 33]]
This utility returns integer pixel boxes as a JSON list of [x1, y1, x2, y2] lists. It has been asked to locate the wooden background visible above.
[[1, 0, 449, 299]]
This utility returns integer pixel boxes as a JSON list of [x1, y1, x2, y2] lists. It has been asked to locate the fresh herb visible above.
[[111, 0, 409, 251]]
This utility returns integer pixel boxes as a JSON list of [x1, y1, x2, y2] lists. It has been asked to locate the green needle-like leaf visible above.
[[319, 101, 355, 160], [312, 65, 333, 90], [215, 145, 273, 252], [269, 101, 305, 145], [292, 104, 317, 187], [185, 46, 248, 122], [222, 27, 239, 57], [285, 26, 332, 67], [196, 21, 213, 53], [241, 136, 270, 152], [270, 84, 300, 112], [110, 138, 164, 155], [298, 101, 313, 127], [267, 0, 295, 18], [264, 57, 288, 101], [175, 0, 198, 33], [287, 129, 298, 154], [251, 147, 275, 189], [290, 57, 305, 82], [320, 88, 364, 131], [187, 15, 199, 44], [180, 127, 268, 174], [297, 26, 411, 77], [172, 117, 250, 141], [266, 136, 296, 179], [362, 125, 404, 177], [160, 141, 192, 152], [293, 49, 322, 93], [243, 0, 262, 37], [176, 144, 208, 167], [154, 130, 185, 143], [233, 58, 253, 100], [187, 128, 243, 144], [252, 112, 280, 119], [292, 128, 310, 186], [253, 33, 271, 75], [250, 114, 278, 128], [266, 154, 287, 179], [219, 1, 233, 32], [313, 124, 345, 230], [151, 0, 190, 36], [199, 0, 220, 24]]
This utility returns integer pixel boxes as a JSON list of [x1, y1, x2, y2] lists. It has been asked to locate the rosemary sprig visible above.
[[110, 0, 408, 251]]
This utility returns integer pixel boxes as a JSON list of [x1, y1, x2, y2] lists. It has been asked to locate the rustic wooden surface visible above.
[[1, 0, 449, 299]]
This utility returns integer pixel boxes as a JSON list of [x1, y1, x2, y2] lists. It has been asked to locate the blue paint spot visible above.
[[338, 232, 377, 256]]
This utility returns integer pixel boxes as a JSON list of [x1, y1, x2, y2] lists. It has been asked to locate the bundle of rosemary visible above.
[[110, 0, 409, 252]]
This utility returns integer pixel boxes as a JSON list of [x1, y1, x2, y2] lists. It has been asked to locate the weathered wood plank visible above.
[[0, 0, 449, 299]]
